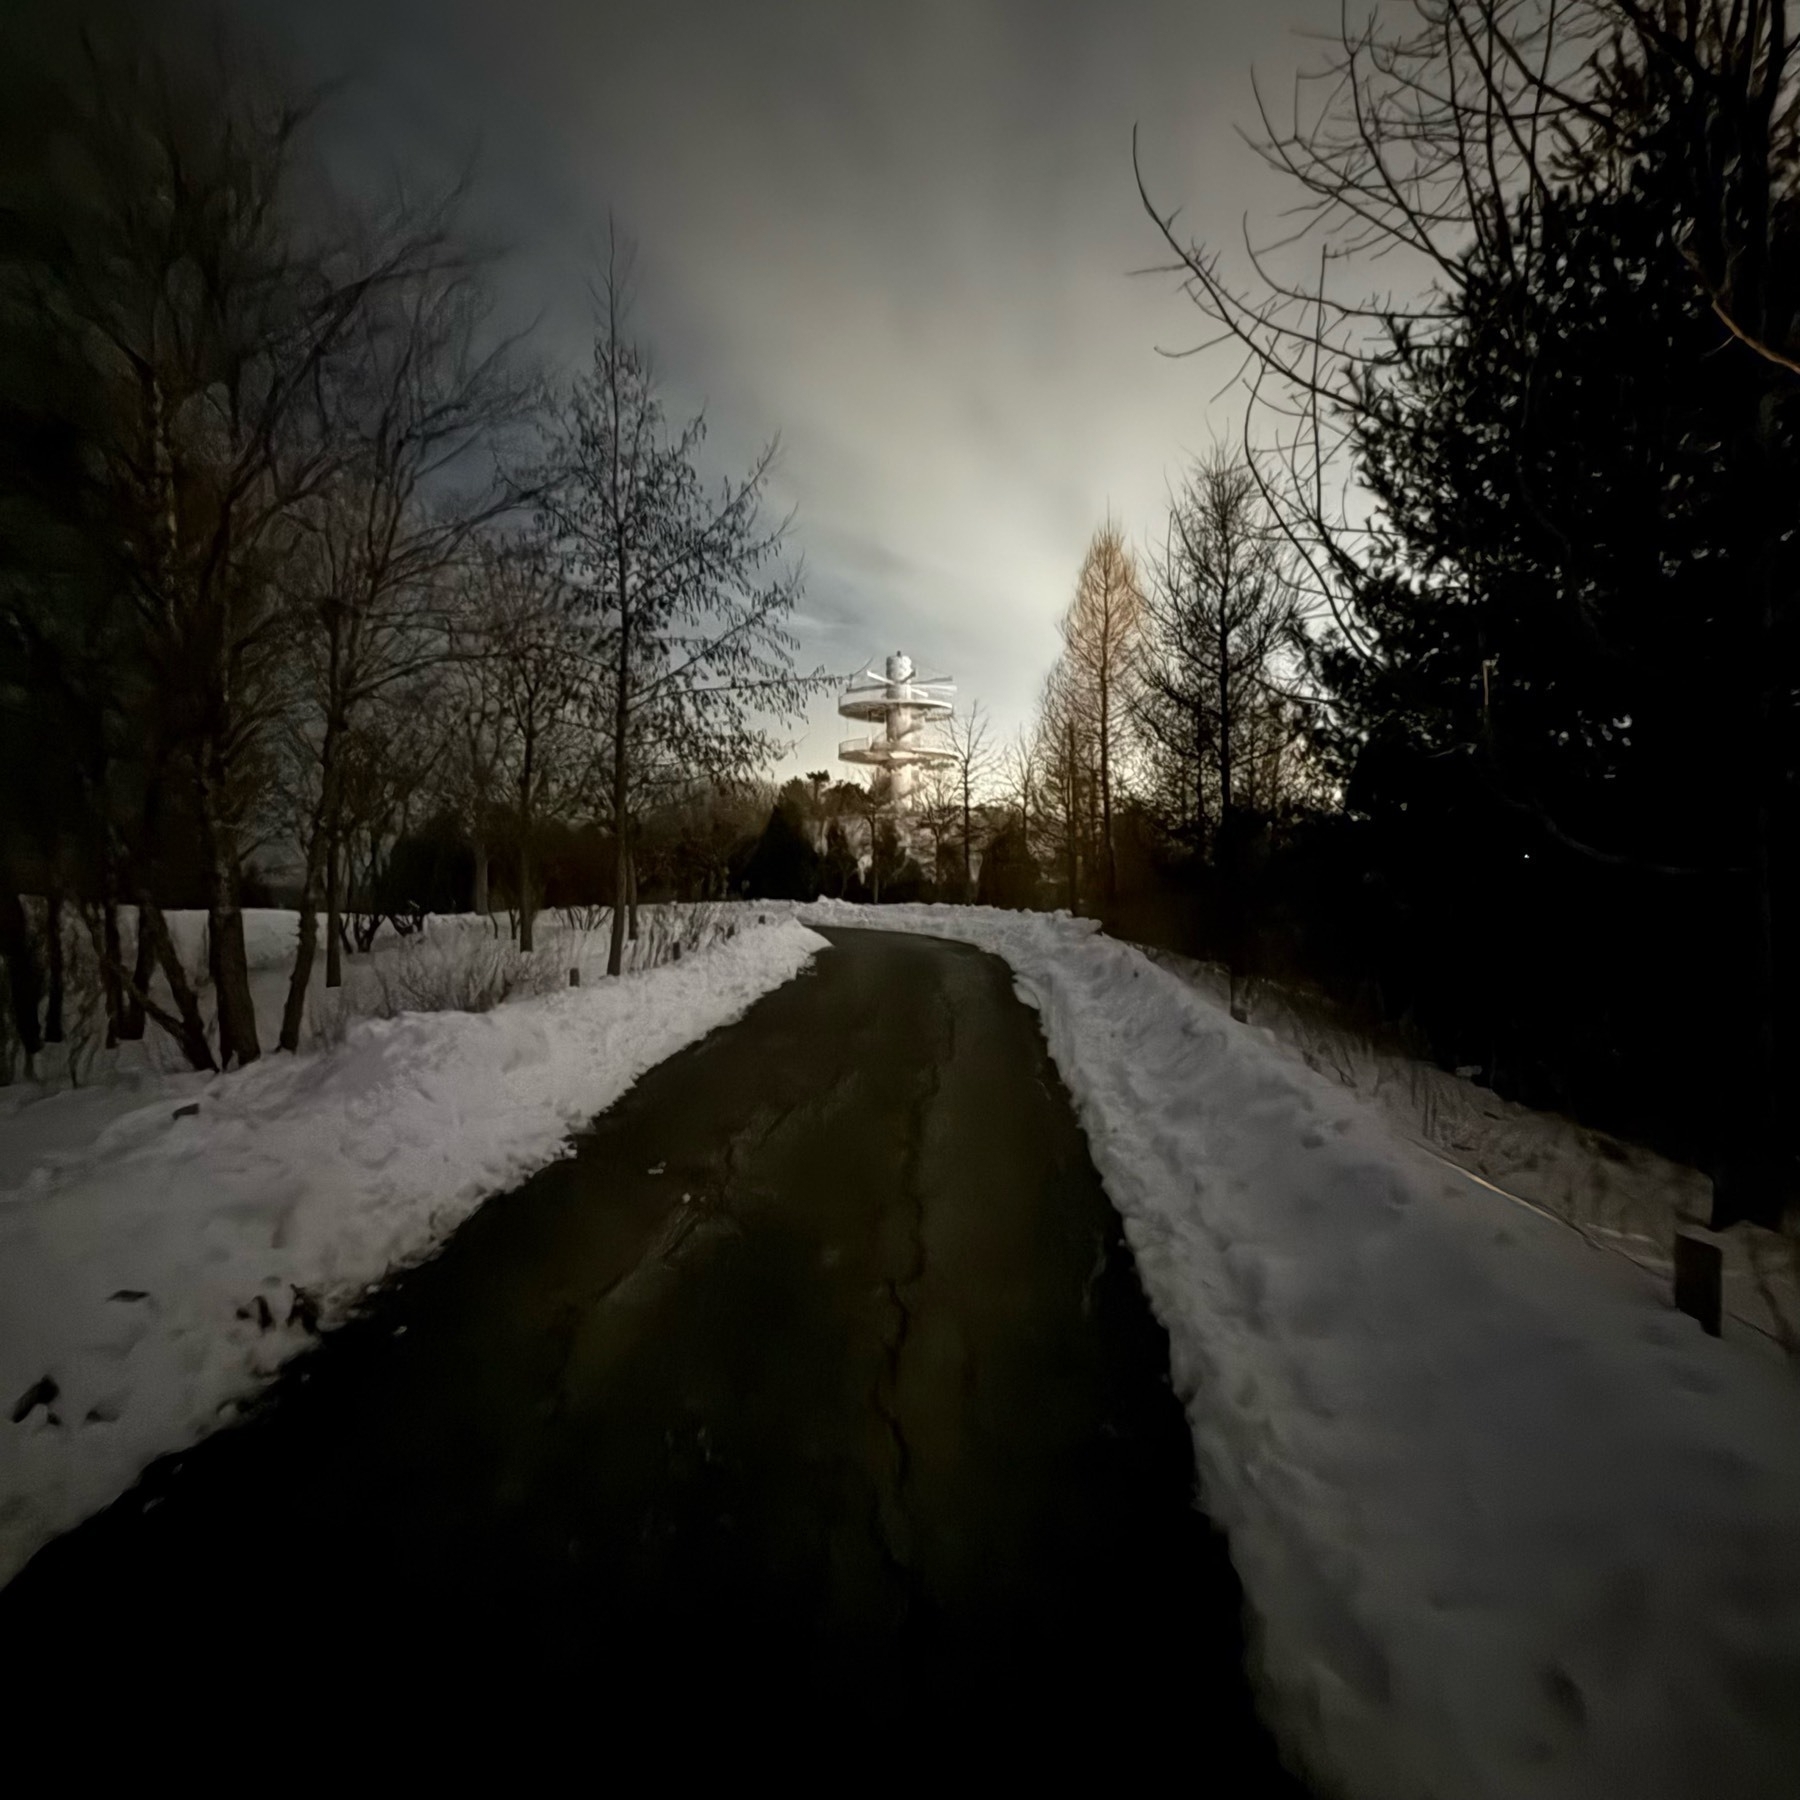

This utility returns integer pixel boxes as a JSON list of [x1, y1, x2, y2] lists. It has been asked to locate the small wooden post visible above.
[[568, 967, 580, 988], [1673, 1228, 1723, 1337]]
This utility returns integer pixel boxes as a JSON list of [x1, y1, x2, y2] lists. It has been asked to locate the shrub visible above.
[[369, 933, 560, 1018]]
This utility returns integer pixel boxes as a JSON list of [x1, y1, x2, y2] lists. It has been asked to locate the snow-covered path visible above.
[[0, 918, 826, 1589], [798, 903, 1800, 1800]]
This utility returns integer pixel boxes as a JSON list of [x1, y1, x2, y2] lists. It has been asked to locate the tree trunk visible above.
[[1217, 629, 1234, 822], [280, 889, 320, 1056], [1064, 724, 1080, 913], [137, 892, 216, 1072], [1099, 674, 1116, 905], [472, 836, 489, 917], [324, 814, 344, 989], [279, 777, 336, 1053], [1195, 708, 1209, 851], [197, 767, 260, 1067], [100, 893, 124, 1048], [286, 709, 346, 1038], [961, 780, 973, 895], [1086, 774, 1101, 897], [0, 889, 43, 1061], [43, 888, 65, 1045], [517, 718, 538, 956], [206, 871, 259, 1067], [607, 828, 628, 961], [626, 842, 639, 942], [115, 767, 165, 1044], [122, 904, 152, 1041], [606, 613, 631, 979]]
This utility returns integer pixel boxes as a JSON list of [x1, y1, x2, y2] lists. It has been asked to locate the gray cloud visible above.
[[239, 0, 1321, 773]]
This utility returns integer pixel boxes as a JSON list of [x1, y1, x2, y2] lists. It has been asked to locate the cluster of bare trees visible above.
[[1003, 472, 1312, 919], [910, 703, 997, 897], [0, 23, 816, 1077]]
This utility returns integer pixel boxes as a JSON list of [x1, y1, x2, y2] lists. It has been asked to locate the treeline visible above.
[[1115, 0, 1799, 1226], [1000, 475, 1316, 949], [0, 17, 818, 1073], [738, 753, 1004, 906]]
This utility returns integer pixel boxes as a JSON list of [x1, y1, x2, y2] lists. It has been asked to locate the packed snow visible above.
[[0, 909, 825, 1587], [797, 900, 1800, 1800]]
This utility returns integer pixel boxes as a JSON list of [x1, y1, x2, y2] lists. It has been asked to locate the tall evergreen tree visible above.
[[1321, 72, 1799, 1203]]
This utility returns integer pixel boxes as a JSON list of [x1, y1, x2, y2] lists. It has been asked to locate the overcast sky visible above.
[[236, 0, 1326, 778]]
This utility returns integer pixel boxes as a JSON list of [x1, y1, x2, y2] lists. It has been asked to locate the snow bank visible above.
[[0, 902, 775, 1176], [0, 917, 825, 1587], [799, 900, 1800, 1800], [1143, 946, 1800, 1353], [162, 905, 303, 975]]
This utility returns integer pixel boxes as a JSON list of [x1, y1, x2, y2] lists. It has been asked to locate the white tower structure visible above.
[[838, 652, 955, 813]]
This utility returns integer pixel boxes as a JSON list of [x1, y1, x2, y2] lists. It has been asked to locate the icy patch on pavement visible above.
[[0, 917, 825, 1587], [798, 900, 1800, 1800]]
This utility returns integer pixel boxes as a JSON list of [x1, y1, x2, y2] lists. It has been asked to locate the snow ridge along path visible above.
[[797, 902, 1800, 1800], [0, 918, 827, 1588]]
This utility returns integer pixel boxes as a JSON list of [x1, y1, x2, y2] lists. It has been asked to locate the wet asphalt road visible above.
[[1, 929, 1299, 1782]]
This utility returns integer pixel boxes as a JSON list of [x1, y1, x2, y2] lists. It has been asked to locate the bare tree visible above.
[[41, 44, 327, 1065], [441, 577, 512, 920], [1053, 522, 1146, 905], [1130, 0, 1634, 686], [1002, 726, 1040, 847], [945, 700, 997, 896], [329, 677, 450, 946], [540, 234, 822, 977], [1, 25, 485, 1068], [913, 759, 961, 891], [1138, 450, 1304, 849], [275, 264, 532, 1047], [841, 772, 895, 902], [1035, 663, 1090, 913], [469, 538, 589, 954]]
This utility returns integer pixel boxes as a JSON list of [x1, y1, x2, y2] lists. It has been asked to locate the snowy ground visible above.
[[0, 903, 772, 1184], [0, 907, 825, 1587], [1143, 945, 1800, 1353], [9, 894, 1798, 1797], [796, 900, 1800, 1800]]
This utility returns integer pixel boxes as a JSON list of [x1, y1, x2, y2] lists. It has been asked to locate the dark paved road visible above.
[[1, 929, 1299, 1782]]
